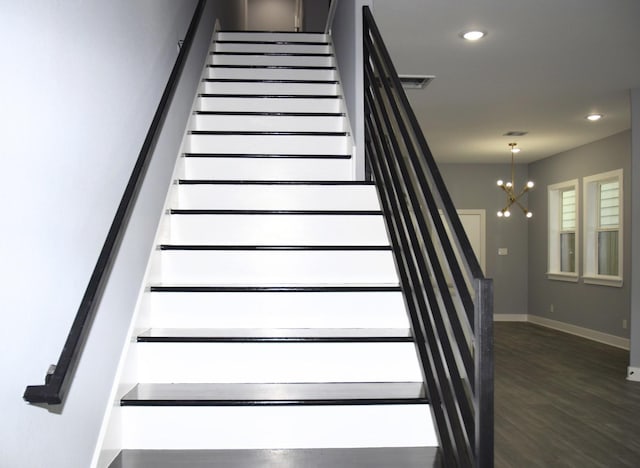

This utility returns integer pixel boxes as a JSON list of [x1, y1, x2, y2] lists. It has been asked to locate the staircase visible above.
[[105, 30, 439, 468]]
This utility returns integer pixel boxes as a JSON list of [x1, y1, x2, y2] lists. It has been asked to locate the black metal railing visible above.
[[363, 6, 494, 467], [23, 0, 208, 405]]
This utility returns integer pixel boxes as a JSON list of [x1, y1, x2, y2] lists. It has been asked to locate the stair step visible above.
[[148, 290, 409, 329], [197, 95, 341, 113], [208, 65, 337, 80], [188, 130, 347, 135], [119, 405, 436, 449], [193, 109, 343, 114], [166, 212, 388, 245], [159, 245, 390, 250], [136, 328, 412, 343], [149, 285, 402, 292], [216, 32, 329, 42], [183, 152, 350, 159], [216, 39, 331, 45], [208, 64, 336, 70], [110, 447, 441, 468], [198, 93, 340, 99], [133, 342, 421, 383], [176, 179, 372, 184], [202, 78, 339, 83], [201, 80, 339, 95], [192, 112, 347, 132], [187, 133, 349, 156], [210, 53, 334, 67], [173, 182, 378, 210], [169, 209, 380, 215], [158, 249, 398, 285], [214, 41, 332, 53], [183, 152, 353, 180], [121, 382, 425, 406], [212, 51, 333, 56]]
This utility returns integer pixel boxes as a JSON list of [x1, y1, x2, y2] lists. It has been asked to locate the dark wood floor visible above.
[[495, 322, 640, 467]]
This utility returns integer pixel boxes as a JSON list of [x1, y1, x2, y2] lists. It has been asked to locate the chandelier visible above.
[[497, 143, 534, 218]]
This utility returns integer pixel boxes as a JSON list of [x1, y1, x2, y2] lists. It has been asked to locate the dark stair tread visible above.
[[177, 179, 374, 185], [193, 110, 345, 116], [197, 93, 341, 98], [149, 285, 402, 293], [110, 447, 441, 468], [169, 209, 382, 215], [182, 152, 351, 159], [136, 327, 413, 342], [211, 51, 333, 57], [187, 130, 348, 136], [202, 78, 339, 83], [215, 40, 331, 45], [218, 30, 327, 34], [121, 382, 427, 406], [207, 64, 336, 69], [158, 245, 390, 251]]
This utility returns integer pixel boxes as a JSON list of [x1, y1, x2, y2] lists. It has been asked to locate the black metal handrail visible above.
[[363, 6, 494, 467], [23, 0, 207, 405]]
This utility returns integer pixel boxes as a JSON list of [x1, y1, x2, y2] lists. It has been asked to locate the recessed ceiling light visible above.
[[586, 113, 603, 121], [461, 30, 486, 41]]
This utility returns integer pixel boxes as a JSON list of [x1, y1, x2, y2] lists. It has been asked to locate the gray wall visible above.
[[439, 164, 530, 317], [332, 0, 372, 180], [303, 0, 330, 32], [527, 131, 632, 338], [0, 1, 243, 467]]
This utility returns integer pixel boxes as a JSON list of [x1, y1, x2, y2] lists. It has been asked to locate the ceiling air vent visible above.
[[503, 131, 528, 137], [399, 75, 435, 89]]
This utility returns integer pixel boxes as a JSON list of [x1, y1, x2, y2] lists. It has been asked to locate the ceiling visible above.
[[370, 0, 640, 163]]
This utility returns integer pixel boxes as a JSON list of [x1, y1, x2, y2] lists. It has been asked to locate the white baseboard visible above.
[[493, 313, 630, 350], [527, 314, 630, 350], [493, 314, 528, 322], [628, 367, 640, 382]]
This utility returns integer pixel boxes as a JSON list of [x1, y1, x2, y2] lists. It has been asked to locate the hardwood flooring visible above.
[[494, 322, 640, 467]]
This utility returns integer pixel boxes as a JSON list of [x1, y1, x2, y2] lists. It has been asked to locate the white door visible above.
[[457, 209, 486, 274]]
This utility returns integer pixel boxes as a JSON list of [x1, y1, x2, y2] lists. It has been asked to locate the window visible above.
[[548, 179, 579, 281], [583, 169, 623, 287]]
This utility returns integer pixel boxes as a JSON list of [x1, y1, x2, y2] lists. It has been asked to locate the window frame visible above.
[[583, 169, 623, 287], [547, 179, 580, 282]]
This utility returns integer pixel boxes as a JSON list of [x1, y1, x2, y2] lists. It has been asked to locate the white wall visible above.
[[630, 89, 640, 377], [0, 1, 241, 466]]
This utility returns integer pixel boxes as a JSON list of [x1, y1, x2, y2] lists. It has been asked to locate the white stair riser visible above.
[[122, 405, 437, 449], [159, 250, 399, 285], [167, 215, 387, 245], [211, 54, 334, 67], [135, 343, 421, 383], [183, 157, 353, 181], [202, 81, 338, 95], [192, 114, 347, 132], [175, 185, 380, 210], [217, 32, 329, 42], [187, 134, 349, 155], [197, 96, 341, 113], [215, 42, 332, 54], [148, 291, 410, 329], [208, 67, 337, 81]]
